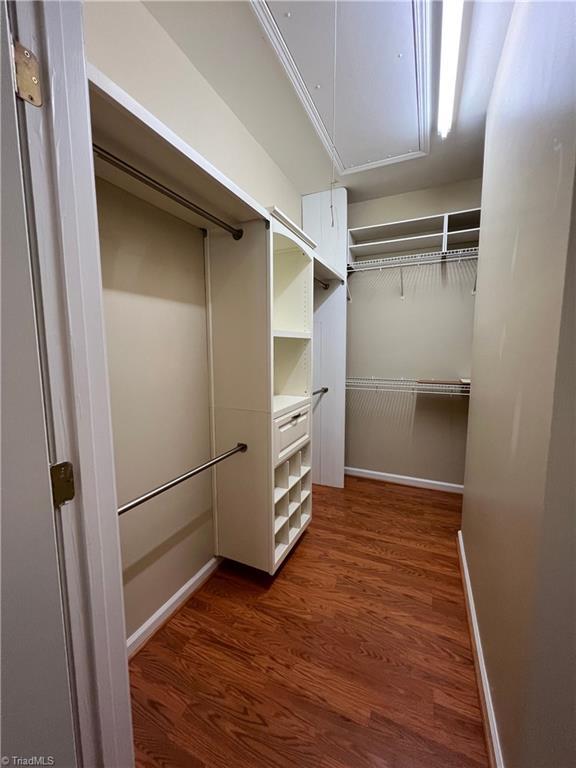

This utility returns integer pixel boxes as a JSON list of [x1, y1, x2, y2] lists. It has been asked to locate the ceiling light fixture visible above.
[[437, 0, 464, 139]]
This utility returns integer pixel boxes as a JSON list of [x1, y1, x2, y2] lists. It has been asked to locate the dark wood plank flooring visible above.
[[130, 477, 488, 768]]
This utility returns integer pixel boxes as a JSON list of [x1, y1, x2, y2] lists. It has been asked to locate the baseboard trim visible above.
[[345, 467, 463, 494], [126, 556, 221, 658], [458, 531, 504, 768]]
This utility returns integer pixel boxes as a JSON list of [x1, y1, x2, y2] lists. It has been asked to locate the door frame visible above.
[[7, 1, 134, 764]]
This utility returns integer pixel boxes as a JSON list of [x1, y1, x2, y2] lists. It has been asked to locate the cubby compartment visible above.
[[289, 507, 301, 542], [274, 462, 289, 502], [289, 482, 301, 516], [446, 229, 480, 251], [289, 452, 301, 486], [274, 337, 311, 399], [447, 209, 481, 232], [273, 233, 312, 335], [274, 494, 289, 534], [301, 494, 312, 526], [274, 519, 289, 562]]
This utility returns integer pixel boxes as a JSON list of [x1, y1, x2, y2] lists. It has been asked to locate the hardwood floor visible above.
[[130, 477, 488, 768]]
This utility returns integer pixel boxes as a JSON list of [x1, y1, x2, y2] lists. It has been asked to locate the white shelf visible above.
[[274, 486, 288, 503], [273, 330, 311, 339], [346, 377, 471, 396], [273, 394, 311, 418], [347, 247, 479, 273], [314, 252, 346, 283], [301, 464, 311, 478], [300, 489, 311, 504], [349, 232, 444, 259], [88, 66, 267, 231], [446, 228, 480, 245], [288, 524, 300, 543], [288, 500, 300, 516], [288, 473, 300, 490], [274, 541, 288, 561], [349, 214, 445, 244], [274, 514, 288, 534]]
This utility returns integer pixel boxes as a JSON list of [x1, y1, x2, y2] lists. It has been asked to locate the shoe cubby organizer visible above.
[[273, 440, 312, 566]]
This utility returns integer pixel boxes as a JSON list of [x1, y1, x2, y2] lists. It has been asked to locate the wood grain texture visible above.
[[130, 477, 488, 768]]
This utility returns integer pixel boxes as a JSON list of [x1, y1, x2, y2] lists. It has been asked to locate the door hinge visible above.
[[12, 40, 43, 107], [50, 462, 75, 507]]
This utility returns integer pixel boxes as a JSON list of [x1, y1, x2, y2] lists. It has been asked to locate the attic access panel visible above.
[[255, 0, 430, 175]]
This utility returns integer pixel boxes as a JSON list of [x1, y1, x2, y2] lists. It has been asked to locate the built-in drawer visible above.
[[274, 406, 310, 465]]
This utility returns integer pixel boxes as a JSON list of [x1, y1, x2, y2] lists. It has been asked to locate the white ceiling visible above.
[[145, 0, 513, 203]]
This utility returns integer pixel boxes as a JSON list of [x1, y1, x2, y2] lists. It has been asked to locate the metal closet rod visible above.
[[93, 144, 244, 241], [117, 443, 248, 516], [314, 277, 345, 289], [313, 387, 329, 396]]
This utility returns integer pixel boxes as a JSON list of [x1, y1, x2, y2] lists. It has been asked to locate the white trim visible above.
[[458, 532, 504, 768], [12, 3, 134, 764], [250, 0, 431, 176], [340, 150, 428, 177], [345, 467, 463, 494], [127, 557, 221, 658], [268, 206, 317, 250]]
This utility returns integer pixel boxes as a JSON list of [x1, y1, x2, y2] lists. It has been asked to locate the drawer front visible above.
[[274, 406, 310, 464]]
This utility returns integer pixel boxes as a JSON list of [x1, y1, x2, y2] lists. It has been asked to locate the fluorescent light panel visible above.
[[437, 0, 464, 139]]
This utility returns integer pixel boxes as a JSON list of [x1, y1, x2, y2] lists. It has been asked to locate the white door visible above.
[[1, 4, 78, 763], [2, 2, 134, 765]]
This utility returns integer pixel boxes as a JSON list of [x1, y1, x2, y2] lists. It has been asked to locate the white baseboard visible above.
[[458, 531, 504, 768], [126, 556, 220, 658], [345, 466, 463, 494]]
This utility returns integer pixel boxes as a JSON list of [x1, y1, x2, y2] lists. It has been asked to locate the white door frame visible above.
[[6, 2, 134, 765]]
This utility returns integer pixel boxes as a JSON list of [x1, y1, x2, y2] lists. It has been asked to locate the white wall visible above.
[[461, 3, 576, 765], [348, 178, 482, 229], [97, 179, 214, 637], [84, 1, 302, 223]]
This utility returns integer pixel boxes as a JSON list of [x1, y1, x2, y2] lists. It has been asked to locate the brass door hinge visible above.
[[12, 40, 42, 107], [50, 462, 75, 507]]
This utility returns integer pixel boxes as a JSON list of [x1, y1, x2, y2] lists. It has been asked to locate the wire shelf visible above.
[[346, 377, 471, 396], [347, 247, 479, 273]]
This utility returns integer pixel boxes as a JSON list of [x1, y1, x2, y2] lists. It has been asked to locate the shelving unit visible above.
[[209, 213, 313, 574], [348, 208, 481, 264], [90, 68, 314, 577]]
